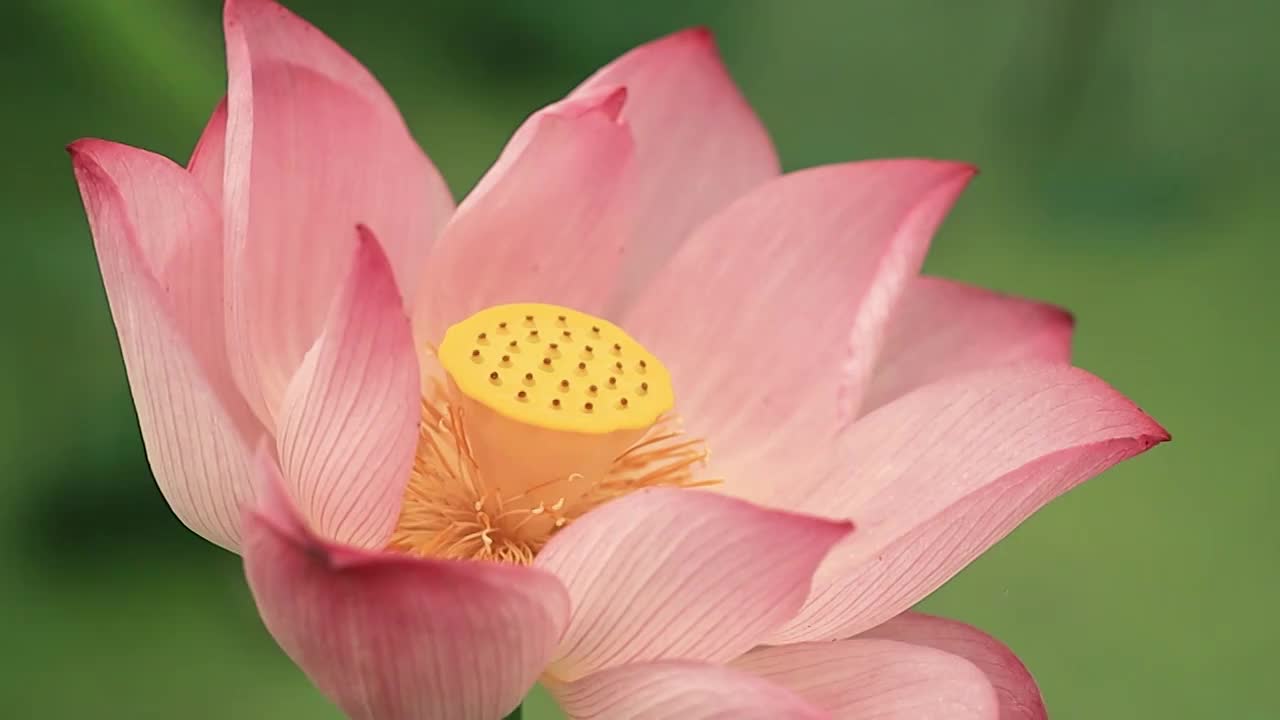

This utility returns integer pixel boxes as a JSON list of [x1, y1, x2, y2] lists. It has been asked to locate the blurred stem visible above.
[[503, 705, 523, 720]]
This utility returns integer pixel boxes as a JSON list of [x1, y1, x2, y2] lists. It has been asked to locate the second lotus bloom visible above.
[[71, 0, 1167, 718]]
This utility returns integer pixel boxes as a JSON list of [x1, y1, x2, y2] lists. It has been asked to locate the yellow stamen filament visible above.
[[389, 303, 713, 564]]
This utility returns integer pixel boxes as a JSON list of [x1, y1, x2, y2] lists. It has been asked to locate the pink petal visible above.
[[534, 488, 851, 682], [862, 276, 1074, 415], [550, 660, 830, 720], [276, 227, 420, 548], [70, 141, 256, 552], [415, 88, 633, 343], [771, 364, 1169, 643], [622, 160, 975, 503], [243, 447, 569, 720], [187, 97, 227, 207], [732, 638, 998, 720], [571, 28, 781, 307], [221, 0, 453, 428], [69, 139, 259, 440], [861, 612, 1047, 720]]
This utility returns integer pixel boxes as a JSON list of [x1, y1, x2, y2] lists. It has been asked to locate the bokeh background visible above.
[[2, 1, 1275, 718]]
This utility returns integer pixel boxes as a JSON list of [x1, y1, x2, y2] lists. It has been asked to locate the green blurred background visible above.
[[2, 1, 1275, 718]]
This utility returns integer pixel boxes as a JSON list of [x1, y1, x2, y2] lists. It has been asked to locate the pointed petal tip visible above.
[[67, 141, 149, 261], [874, 158, 977, 178], [66, 138, 92, 157], [545, 84, 629, 123], [66, 138, 186, 187], [797, 157, 977, 190], [1095, 369, 1169, 445], [67, 141, 99, 176], [1053, 305, 1076, 329], [1147, 423, 1172, 444], [223, 0, 280, 22], [680, 25, 715, 43], [66, 137, 123, 167], [353, 222, 390, 266], [351, 224, 411, 316], [1041, 303, 1076, 346], [574, 85, 628, 123], [781, 505, 855, 543], [901, 158, 980, 185], [597, 85, 629, 121], [1034, 364, 1171, 447], [657, 25, 717, 51], [935, 158, 979, 179]]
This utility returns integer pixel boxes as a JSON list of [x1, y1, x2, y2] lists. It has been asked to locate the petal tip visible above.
[[67, 142, 98, 177], [938, 160, 980, 185], [354, 222, 378, 249], [66, 138, 91, 157], [1127, 401, 1171, 445], [621, 26, 725, 71], [350, 225, 409, 320], [351, 224, 410, 315], [66, 139, 172, 182], [1061, 366, 1171, 447], [644, 26, 717, 52], [549, 84, 630, 123], [1147, 424, 1172, 445], [598, 85, 629, 121], [1052, 305, 1076, 329], [921, 159, 980, 184], [822, 516, 857, 543], [223, 0, 279, 22], [66, 137, 117, 168], [678, 25, 716, 45], [887, 158, 978, 179], [1141, 409, 1172, 444]]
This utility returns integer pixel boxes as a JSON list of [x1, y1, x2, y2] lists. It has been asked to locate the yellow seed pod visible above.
[[438, 303, 674, 434]]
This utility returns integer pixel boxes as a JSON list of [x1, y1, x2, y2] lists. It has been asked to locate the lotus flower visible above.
[[69, 1, 1168, 718]]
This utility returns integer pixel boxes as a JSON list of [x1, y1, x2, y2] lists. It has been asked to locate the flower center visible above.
[[390, 303, 712, 563]]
